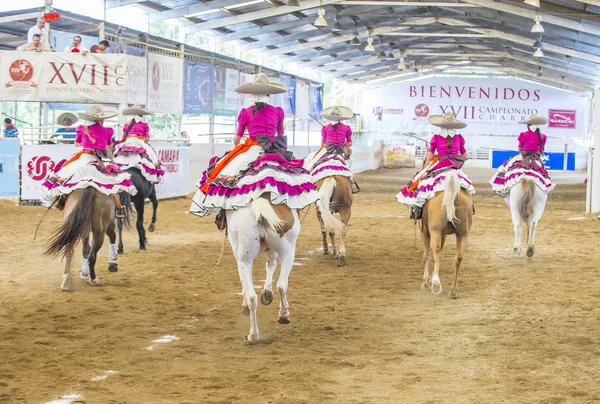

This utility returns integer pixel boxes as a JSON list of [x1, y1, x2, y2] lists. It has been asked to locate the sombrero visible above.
[[519, 114, 547, 125], [428, 112, 467, 130], [321, 106, 353, 121], [56, 112, 77, 126], [235, 73, 288, 95], [123, 104, 153, 116], [77, 104, 118, 121]]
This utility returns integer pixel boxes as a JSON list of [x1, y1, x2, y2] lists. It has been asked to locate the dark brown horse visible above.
[[45, 188, 119, 291]]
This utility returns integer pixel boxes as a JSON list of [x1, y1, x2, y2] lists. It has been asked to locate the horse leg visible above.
[[508, 189, 523, 256], [329, 232, 337, 257], [337, 207, 351, 267], [148, 186, 158, 233], [87, 231, 104, 286], [421, 228, 432, 290], [449, 235, 467, 299], [134, 198, 147, 250], [117, 218, 124, 254], [276, 240, 296, 325], [60, 247, 75, 292], [80, 235, 91, 280], [261, 249, 278, 306], [106, 221, 119, 273], [317, 209, 328, 255], [430, 231, 443, 295]]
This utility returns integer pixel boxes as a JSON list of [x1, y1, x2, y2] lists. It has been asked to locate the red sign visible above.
[[43, 12, 60, 21], [549, 109, 576, 129], [27, 156, 56, 181]]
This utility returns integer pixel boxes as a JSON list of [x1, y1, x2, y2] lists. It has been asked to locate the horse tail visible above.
[[251, 197, 285, 234], [519, 179, 536, 222], [118, 191, 133, 229], [442, 171, 461, 225], [318, 177, 346, 234], [45, 188, 95, 257]]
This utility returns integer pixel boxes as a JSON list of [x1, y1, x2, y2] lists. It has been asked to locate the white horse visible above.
[[505, 178, 547, 258], [226, 196, 300, 344]]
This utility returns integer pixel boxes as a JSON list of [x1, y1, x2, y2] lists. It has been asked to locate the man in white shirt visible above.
[[64, 35, 89, 55], [27, 17, 51, 48], [17, 34, 52, 52]]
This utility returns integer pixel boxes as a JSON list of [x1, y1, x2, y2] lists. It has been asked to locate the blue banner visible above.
[[279, 75, 296, 116], [492, 150, 575, 171], [309, 85, 323, 121], [184, 61, 214, 114], [0, 139, 20, 197]]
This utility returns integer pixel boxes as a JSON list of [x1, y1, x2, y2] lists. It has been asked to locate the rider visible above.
[[490, 114, 555, 195], [41, 105, 136, 218], [396, 112, 476, 220], [113, 104, 164, 184], [303, 105, 357, 191], [190, 73, 319, 228]]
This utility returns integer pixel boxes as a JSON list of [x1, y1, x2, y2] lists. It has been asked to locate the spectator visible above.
[[92, 40, 110, 54], [27, 17, 51, 48], [64, 35, 89, 55], [52, 112, 77, 141], [18, 34, 52, 52], [3, 118, 19, 138], [178, 131, 190, 147]]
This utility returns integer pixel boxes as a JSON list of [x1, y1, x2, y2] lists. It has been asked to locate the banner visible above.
[[127, 55, 147, 105], [0, 139, 20, 197], [491, 150, 575, 171], [280, 75, 296, 116], [238, 72, 254, 110], [359, 77, 590, 137], [0, 51, 147, 104], [20, 144, 190, 201], [295, 79, 310, 120], [383, 145, 416, 168], [183, 60, 213, 114], [213, 67, 238, 116], [309, 85, 323, 121], [148, 53, 184, 115]]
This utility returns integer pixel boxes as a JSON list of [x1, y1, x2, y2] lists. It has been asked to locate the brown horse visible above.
[[315, 176, 353, 266], [420, 171, 473, 298], [45, 188, 119, 291]]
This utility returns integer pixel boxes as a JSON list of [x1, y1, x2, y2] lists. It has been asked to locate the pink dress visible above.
[[518, 130, 546, 153], [114, 121, 164, 183], [321, 123, 352, 145], [236, 104, 285, 141], [75, 124, 113, 150], [122, 121, 150, 140], [302, 123, 354, 183], [429, 134, 466, 169]]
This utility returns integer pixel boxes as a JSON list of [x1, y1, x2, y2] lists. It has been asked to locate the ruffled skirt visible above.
[[113, 137, 164, 183], [490, 154, 555, 195], [303, 146, 353, 183]]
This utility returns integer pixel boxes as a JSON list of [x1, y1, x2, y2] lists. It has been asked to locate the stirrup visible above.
[[115, 208, 126, 219], [410, 206, 422, 220], [351, 181, 361, 194]]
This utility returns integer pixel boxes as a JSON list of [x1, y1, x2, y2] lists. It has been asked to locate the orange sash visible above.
[[407, 156, 439, 193], [200, 139, 259, 193], [126, 135, 147, 141], [61, 150, 95, 169], [308, 144, 326, 164]]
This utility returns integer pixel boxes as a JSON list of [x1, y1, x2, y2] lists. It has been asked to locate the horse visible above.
[[226, 194, 299, 344], [420, 171, 473, 299], [505, 178, 547, 258], [45, 188, 119, 291], [116, 167, 158, 253], [315, 176, 352, 266]]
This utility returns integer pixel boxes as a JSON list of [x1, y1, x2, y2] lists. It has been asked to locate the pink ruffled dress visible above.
[[113, 121, 165, 183], [303, 122, 354, 183]]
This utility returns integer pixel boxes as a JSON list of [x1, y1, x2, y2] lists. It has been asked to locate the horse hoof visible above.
[[337, 255, 347, 267], [139, 245, 147, 251], [449, 291, 458, 299], [526, 246, 535, 258], [149, 223, 156, 233], [60, 284, 70, 292], [88, 278, 102, 287], [278, 315, 291, 324], [118, 248, 124, 255], [513, 247, 520, 254], [246, 334, 260, 345], [80, 271, 90, 280], [323, 250, 329, 255], [108, 263, 119, 273], [260, 289, 273, 306], [241, 305, 250, 317]]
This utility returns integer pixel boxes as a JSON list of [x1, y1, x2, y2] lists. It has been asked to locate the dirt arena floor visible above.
[[1, 167, 599, 403]]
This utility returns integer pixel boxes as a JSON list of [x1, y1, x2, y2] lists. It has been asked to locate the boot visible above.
[[214, 210, 227, 231], [473, 204, 476, 216], [113, 194, 126, 219], [56, 195, 66, 211], [410, 206, 422, 220]]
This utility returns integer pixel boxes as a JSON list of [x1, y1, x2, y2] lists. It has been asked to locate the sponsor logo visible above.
[[372, 106, 405, 121], [152, 61, 160, 91], [27, 156, 55, 181], [414, 103, 429, 118], [158, 149, 179, 173], [548, 109, 576, 129], [6, 59, 37, 88]]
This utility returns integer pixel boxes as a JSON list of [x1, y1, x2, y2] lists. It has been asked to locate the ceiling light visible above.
[[523, 0, 540, 7], [533, 37, 543, 49], [350, 33, 361, 46], [386, 50, 395, 59], [287, 0, 301, 6], [332, 20, 343, 31], [398, 58, 406, 70], [364, 37, 375, 51], [531, 15, 544, 33], [533, 48, 544, 57], [314, 8, 327, 27], [537, 67, 543, 78]]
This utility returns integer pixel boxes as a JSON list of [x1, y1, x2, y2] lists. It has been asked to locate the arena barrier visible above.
[[491, 150, 575, 171], [0, 138, 20, 197]]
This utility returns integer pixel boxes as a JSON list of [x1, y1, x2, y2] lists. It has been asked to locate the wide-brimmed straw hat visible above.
[[428, 112, 467, 130], [321, 105, 353, 121], [519, 114, 547, 125], [122, 104, 153, 116], [235, 73, 288, 95], [78, 104, 118, 121], [56, 112, 77, 126]]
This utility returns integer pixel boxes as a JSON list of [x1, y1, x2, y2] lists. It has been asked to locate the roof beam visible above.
[[337, 0, 478, 5], [149, 0, 243, 23], [106, 0, 145, 8], [0, 12, 39, 24], [185, 0, 343, 34]]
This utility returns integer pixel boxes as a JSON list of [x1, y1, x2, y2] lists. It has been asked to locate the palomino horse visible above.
[[226, 194, 299, 344], [45, 188, 119, 291], [116, 167, 159, 253], [505, 178, 547, 258], [315, 176, 352, 266], [421, 171, 473, 299]]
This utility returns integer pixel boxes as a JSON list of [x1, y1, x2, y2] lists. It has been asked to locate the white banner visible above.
[[360, 77, 590, 137], [295, 79, 310, 120], [0, 51, 147, 104], [20, 144, 189, 202], [147, 53, 183, 115], [127, 55, 148, 105], [238, 72, 254, 110], [225, 68, 239, 112]]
